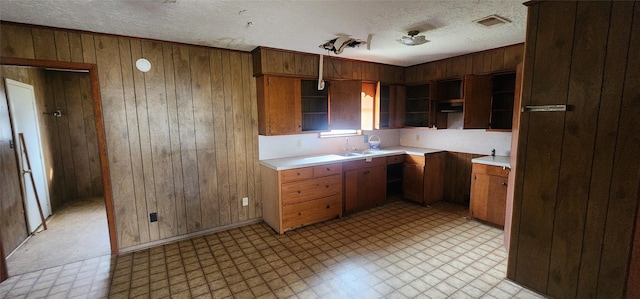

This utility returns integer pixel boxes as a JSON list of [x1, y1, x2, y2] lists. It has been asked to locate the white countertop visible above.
[[471, 155, 511, 168], [259, 146, 445, 170]]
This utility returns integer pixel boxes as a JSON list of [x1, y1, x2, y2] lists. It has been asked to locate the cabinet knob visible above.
[[502, 182, 507, 186], [296, 172, 301, 176], [325, 185, 329, 188], [326, 167, 330, 171], [326, 204, 331, 209], [297, 190, 301, 194], [298, 212, 302, 216]]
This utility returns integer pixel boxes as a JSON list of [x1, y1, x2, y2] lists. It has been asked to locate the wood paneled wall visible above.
[[508, 1, 639, 298], [1, 22, 261, 250], [405, 43, 524, 84], [43, 70, 102, 205], [252, 47, 405, 84], [443, 152, 483, 205]]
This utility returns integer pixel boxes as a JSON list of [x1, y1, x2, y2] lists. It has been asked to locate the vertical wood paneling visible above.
[[118, 37, 150, 245], [42, 74, 66, 208], [281, 51, 295, 75], [63, 72, 93, 198], [0, 24, 35, 58], [79, 73, 102, 195], [597, 2, 640, 297], [241, 53, 256, 220], [187, 47, 217, 231], [131, 39, 160, 241], [546, 2, 610, 297], [80, 34, 96, 64], [210, 48, 231, 226], [53, 31, 71, 62], [246, 53, 261, 219], [172, 44, 198, 235], [51, 74, 77, 200], [490, 48, 504, 72], [443, 152, 481, 204], [31, 28, 57, 60], [141, 40, 176, 239], [94, 34, 139, 248], [162, 43, 185, 237], [67, 33, 84, 63], [576, 2, 634, 297], [515, 2, 576, 291], [221, 50, 238, 224], [231, 52, 248, 222], [190, 46, 218, 230]]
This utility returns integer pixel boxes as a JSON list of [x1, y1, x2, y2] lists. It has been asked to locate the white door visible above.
[[5, 78, 51, 233]]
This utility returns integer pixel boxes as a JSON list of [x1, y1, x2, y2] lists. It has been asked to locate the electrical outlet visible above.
[[363, 135, 369, 143], [416, 134, 420, 141], [242, 197, 249, 206], [149, 212, 157, 222], [296, 140, 301, 147]]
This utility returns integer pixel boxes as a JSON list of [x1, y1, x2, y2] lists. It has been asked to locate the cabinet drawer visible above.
[[281, 175, 342, 205], [282, 195, 341, 230], [405, 154, 425, 165], [281, 167, 313, 183], [342, 157, 386, 171], [387, 155, 405, 165], [472, 163, 510, 177], [313, 163, 342, 178]]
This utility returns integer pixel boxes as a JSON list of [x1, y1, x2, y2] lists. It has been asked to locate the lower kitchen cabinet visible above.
[[261, 163, 343, 234], [403, 152, 446, 205], [469, 163, 509, 227], [343, 157, 386, 214]]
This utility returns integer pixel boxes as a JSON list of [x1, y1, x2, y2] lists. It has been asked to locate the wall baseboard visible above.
[[118, 218, 264, 254]]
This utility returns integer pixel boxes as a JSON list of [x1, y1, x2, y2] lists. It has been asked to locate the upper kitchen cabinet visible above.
[[377, 84, 406, 129], [301, 80, 329, 131], [257, 75, 302, 135], [404, 83, 432, 127], [434, 75, 492, 129], [252, 47, 318, 78], [489, 72, 516, 130], [330, 80, 362, 130]]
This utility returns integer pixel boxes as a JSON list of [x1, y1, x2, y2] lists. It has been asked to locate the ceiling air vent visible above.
[[474, 15, 511, 27]]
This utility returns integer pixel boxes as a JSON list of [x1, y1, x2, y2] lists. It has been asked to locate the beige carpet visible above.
[[6, 197, 111, 276]]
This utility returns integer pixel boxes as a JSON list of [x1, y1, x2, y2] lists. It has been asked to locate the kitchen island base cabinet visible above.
[[261, 163, 343, 234], [343, 157, 386, 214], [469, 163, 509, 227]]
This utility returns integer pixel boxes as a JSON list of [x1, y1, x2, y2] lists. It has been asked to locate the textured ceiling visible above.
[[0, 0, 527, 67]]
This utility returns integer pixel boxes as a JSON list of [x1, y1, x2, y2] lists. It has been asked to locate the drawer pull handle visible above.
[[326, 204, 331, 209]]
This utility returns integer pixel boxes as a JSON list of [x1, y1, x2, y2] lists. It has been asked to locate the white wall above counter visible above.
[[399, 128, 512, 157]]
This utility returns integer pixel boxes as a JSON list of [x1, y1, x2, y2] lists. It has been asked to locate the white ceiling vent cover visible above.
[[474, 15, 511, 27]]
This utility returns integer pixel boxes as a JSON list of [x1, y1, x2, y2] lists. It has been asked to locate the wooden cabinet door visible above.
[[362, 165, 386, 209], [343, 169, 358, 214], [470, 172, 490, 221], [403, 162, 424, 203], [257, 76, 301, 135], [423, 152, 446, 204], [392, 85, 406, 128], [486, 175, 508, 226], [463, 74, 492, 129], [329, 80, 361, 130]]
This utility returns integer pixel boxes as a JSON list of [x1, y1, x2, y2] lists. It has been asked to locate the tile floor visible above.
[[0, 201, 545, 298]]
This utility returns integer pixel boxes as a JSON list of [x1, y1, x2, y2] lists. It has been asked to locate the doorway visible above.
[[0, 58, 117, 280]]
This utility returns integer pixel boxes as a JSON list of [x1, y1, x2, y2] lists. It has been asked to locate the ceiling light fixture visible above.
[[398, 30, 429, 46]]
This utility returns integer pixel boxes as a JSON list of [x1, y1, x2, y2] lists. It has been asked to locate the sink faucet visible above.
[[344, 137, 350, 153]]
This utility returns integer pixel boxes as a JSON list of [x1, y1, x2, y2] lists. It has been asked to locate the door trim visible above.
[[1, 57, 119, 256]]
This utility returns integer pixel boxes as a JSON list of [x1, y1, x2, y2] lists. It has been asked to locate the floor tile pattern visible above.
[[0, 201, 545, 298]]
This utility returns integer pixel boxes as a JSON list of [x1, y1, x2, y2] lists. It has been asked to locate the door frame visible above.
[[1, 57, 118, 260]]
